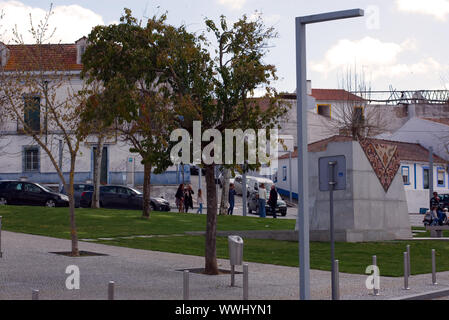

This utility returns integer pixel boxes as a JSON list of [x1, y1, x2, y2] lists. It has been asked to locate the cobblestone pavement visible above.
[[1, 231, 449, 300]]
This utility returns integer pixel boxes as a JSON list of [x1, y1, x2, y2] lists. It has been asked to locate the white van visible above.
[[246, 176, 275, 195]]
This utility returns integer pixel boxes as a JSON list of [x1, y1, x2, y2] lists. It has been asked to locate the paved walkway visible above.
[[1, 231, 448, 300]]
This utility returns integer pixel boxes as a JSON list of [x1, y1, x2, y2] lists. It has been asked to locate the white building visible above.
[[277, 84, 413, 150], [377, 116, 449, 161], [0, 40, 188, 186], [275, 135, 448, 214]]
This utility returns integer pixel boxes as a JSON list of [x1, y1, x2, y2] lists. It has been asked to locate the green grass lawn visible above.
[[97, 236, 449, 277], [1, 205, 448, 277], [0, 205, 295, 239], [412, 226, 449, 237]]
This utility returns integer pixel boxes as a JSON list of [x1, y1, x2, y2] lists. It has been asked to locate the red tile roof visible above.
[[311, 89, 364, 102], [3, 44, 82, 71], [279, 135, 447, 164], [279, 89, 365, 102]]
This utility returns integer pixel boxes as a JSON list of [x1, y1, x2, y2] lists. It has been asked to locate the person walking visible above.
[[228, 183, 236, 215], [430, 192, 440, 209], [184, 184, 194, 213], [258, 183, 267, 218], [443, 208, 449, 225], [175, 184, 184, 213], [197, 189, 203, 214], [268, 184, 278, 218]]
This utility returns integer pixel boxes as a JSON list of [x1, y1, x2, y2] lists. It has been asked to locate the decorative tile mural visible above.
[[359, 139, 401, 192]]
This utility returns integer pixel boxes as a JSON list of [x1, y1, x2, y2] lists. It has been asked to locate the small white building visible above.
[[377, 116, 449, 161], [275, 135, 448, 214]]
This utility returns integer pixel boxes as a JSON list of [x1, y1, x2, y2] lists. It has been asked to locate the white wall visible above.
[[379, 118, 449, 161], [401, 161, 449, 213]]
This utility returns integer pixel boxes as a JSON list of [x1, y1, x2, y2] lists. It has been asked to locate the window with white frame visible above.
[[23, 147, 40, 172], [437, 167, 445, 187], [402, 166, 410, 185]]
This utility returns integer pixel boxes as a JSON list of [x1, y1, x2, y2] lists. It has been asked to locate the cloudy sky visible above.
[[1, 0, 448, 93]]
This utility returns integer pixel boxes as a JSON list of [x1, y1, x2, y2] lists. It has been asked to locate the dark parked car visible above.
[[0, 180, 69, 207], [190, 165, 205, 176], [247, 190, 287, 216], [439, 194, 449, 210], [61, 183, 94, 208], [79, 185, 170, 211]]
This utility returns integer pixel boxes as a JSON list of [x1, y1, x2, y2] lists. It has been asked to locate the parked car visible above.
[[79, 185, 170, 211], [233, 176, 275, 197], [61, 183, 94, 208], [190, 165, 205, 176], [219, 177, 235, 188], [233, 175, 244, 195], [218, 173, 235, 189], [0, 180, 69, 207], [247, 189, 287, 216], [439, 194, 449, 210]]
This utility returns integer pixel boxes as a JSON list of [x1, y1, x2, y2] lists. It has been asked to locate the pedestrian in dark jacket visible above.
[[228, 183, 236, 215], [268, 185, 278, 218], [175, 184, 184, 213], [430, 192, 440, 209], [184, 184, 194, 213]]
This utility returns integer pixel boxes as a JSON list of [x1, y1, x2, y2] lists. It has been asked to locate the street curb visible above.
[[390, 287, 449, 300]]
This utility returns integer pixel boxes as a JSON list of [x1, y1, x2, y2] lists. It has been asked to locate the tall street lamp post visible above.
[[295, 9, 364, 300]]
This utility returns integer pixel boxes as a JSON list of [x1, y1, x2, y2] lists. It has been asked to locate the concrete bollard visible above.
[[108, 281, 115, 300], [0, 216, 2, 258], [243, 264, 249, 300], [406, 245, 411, 276], [32, 289, 39, 300], [183, 270, 189, 300], [432, 249, 437, 285], [372, 255, 379, 296], [403, 252, 410, 290], [334, 260, 340, 300], [231, 265, 235, 287]]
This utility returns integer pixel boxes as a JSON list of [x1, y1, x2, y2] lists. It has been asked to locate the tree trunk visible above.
[[69, 164, 79, 256], [204, 164, 219, 275], [142, 161, 152, 219], [219, 168, 230, 215], [91, 136, 104, 209]]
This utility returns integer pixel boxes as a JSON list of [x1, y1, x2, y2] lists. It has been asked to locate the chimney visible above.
[[407, 104, 416, 120], [306, 80, 312, 95], [0, 42, 10, 67], [75, 37, 88, 65]]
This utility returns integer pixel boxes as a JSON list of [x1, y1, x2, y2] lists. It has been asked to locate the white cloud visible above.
[[396, 0, 449, 21], [0, 1, 104, 43], [372, 57, 441, 78], [217, 0, 246, 10], [311, 37, 443, 80]]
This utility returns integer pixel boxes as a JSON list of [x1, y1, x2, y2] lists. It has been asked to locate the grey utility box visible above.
[[318, 155, 347, 191], [228, 235, 244, 266]]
